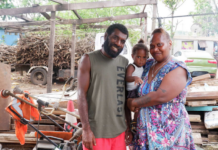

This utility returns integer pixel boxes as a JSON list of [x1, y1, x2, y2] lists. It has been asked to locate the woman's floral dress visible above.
[[132, 58, 196, 150]]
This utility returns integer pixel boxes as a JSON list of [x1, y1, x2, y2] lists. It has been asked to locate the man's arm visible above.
[[128, 67, 188, 110], [77, 54, 96, 150]]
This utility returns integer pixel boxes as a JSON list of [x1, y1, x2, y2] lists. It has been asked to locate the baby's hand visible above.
[[134, 76, 143, 85]]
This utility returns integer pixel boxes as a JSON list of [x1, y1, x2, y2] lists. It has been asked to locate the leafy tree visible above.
[[161, 0, 186, 38], [2, 0, 144, 45], [0, 0, 14, 20], [190, 0, 218, 36]]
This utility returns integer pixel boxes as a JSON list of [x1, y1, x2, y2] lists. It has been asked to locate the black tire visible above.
[[30, 68, 47, 85]]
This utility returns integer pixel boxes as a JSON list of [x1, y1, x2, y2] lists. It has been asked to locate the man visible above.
[[77, 24, 132, 150]]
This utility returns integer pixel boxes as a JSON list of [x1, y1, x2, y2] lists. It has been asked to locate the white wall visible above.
[[172, 40, 182, 54], [206, 41, 214, 56]]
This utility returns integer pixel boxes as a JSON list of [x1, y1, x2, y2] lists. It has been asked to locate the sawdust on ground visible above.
[[11, 71, 65, 95]]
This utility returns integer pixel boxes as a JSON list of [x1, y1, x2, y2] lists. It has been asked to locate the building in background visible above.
[[173, 36, 218, 57], [0, 29, 19, 46]]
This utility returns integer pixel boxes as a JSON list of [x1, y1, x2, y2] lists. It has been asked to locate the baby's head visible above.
[[132, 39, 149, 67]]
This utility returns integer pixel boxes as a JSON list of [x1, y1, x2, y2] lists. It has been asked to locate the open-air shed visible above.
[[0, 0, 157, 93]]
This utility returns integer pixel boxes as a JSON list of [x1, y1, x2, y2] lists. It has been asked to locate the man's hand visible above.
[[127, 98, 136, 112], [134, 76, 143, 85], [82, 129, 96, 150], [125, 128, 133, 145]]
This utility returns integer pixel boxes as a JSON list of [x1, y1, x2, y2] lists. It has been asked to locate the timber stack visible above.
[[0, 44, 17, 65], [16, 33, 95, 69], [187, 74, 218, 145]]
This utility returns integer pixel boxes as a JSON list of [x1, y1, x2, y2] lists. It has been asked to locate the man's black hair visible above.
[[106, 23, 129, 38]]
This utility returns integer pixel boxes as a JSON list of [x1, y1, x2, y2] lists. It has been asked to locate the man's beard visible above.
[[103, 37, 123, 58]]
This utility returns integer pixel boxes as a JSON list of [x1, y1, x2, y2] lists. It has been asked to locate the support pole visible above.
[[144, 17, 147, 45], [152, 4, 157, 31], [71, 24, 76, 78], [47, 11, 56, 93]]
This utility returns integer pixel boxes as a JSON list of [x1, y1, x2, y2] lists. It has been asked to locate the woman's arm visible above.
[[128, 67, 188, 111]]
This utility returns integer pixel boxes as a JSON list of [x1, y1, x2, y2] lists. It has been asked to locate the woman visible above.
[[127, 28, 196, 150]]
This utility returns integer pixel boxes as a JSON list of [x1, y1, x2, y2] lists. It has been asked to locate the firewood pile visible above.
[[186, 74, 218, 145], [0, 44, 17, 65], [16, 33, 95, 69]]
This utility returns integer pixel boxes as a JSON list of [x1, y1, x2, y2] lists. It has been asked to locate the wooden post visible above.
[[144, 17, 147, 45], [71, 24, 76, 78], [152, 4, 157, 31], [47, 11, 56, 93]]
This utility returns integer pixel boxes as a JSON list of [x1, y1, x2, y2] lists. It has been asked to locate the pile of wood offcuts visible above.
[[16, 33, 95, 69], [186, 74, 218, 146], [0, 44, 17, 65]]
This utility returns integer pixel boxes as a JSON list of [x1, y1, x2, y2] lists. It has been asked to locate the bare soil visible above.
[[11, 71, 65, 95]]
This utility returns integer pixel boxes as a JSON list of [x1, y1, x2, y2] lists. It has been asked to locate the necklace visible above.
[[152, 57, 171, 78]]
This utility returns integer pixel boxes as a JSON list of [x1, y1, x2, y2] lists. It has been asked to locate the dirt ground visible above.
[[11, 71, 66, 95]]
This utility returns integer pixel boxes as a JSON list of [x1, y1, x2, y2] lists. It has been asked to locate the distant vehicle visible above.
[[173, 50, 217, 77], [95, 33, 133, 63]]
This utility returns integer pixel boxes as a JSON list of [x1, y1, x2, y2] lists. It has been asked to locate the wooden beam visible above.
[[192, 74, 211, 82], [140, 5, 146, 26], [5, 25, 141, 33], [152, 4, 157, 31], [50, 0, 82, 19], [11, 14, 33, 22], [144, 17, 147, 45], [33, 4, 65, 20], [71, 24, 76, 78], [41, 12, 51, 20], [0, 0, 156, 16], [47, 11, 56, 93], [187, 91, 218, 100], [0, 13, 147, 27]]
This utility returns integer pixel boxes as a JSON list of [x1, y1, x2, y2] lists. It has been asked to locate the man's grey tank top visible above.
[[87, 50, 128, 138]]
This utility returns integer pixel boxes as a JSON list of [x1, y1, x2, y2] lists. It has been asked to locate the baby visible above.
[[126, 39, 149, 123]]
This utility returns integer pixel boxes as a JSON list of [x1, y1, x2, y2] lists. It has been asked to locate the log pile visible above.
[[16, 33, 95, 69], [186, 75, 218, 145], [0, 44, 17, 65]]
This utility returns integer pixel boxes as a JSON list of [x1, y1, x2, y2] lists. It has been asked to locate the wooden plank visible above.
[[0, 0, 156, 15], [0, 13, 147, 27], [41, 12, 51, 20], [208, 134, 218, 142], [71, 24, 76, 78], [187, 91, 218, 100], [192, 130, 209, 135], [47, 11, 56, 93], [144, 17, 147, 45], [11, 14, 33, 22], [186, 106, 218, 111], [192, 74, 211, 82], [189, 115, 201, 122], [192, 133, 202, 144], [0, 63, 11, 130], [0, 139, 36, 144], [187, 100, 217, 107], [44, 108, 66, 115], [5, 25, 141, 33], [30, 119, 65, 124], [50, 0, 82, 19], [191, 122, 206, 130], [11, 124, 55, 131]]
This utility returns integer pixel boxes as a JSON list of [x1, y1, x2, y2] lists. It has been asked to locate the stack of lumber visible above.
[[187, 74, 218, 145], [16, 33, 95, 69], [0, 44, 17, 65]]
